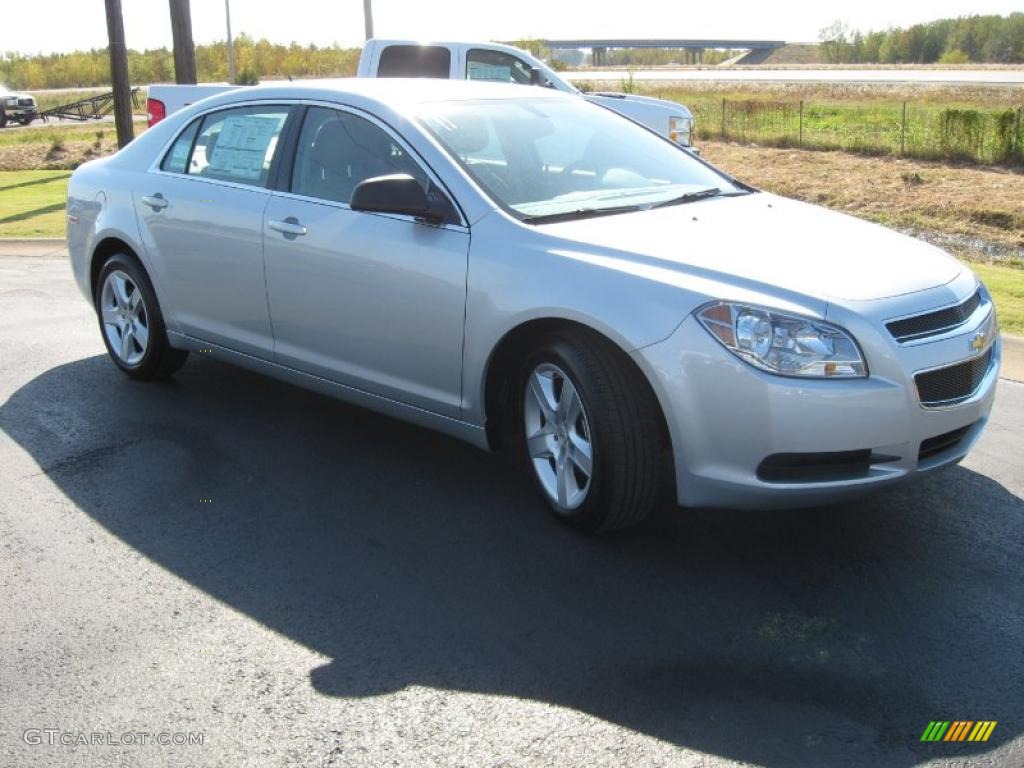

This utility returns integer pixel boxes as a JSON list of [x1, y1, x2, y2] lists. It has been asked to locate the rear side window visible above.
[[186, 106, 289, 186], [160, 119, 199, 174], [377, 45, 451, 78]]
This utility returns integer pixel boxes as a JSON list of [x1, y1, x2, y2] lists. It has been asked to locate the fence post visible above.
[[900, 102, 907, 156], [721, 98, 727, 140], [1017, 107, 1023, 159], [799, 100, 804, 147]]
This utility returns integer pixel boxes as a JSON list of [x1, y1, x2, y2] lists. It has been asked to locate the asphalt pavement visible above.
[[1, 252, 1022, 767]]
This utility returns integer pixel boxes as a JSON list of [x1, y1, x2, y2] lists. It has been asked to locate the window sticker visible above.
[[208, 115, 280, 180]]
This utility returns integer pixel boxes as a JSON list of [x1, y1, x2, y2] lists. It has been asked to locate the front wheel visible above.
[[95, 253, 188, 380], [519, 330, 664, 532]]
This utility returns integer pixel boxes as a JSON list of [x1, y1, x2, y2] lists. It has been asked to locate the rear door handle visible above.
[[141, 193, 169, 210], [267, 217, 307, 237]]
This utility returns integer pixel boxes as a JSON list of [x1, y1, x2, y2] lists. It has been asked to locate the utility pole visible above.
[[363, 0, 374, 40], [104, 0, 134, 149], [169, 0, 197, 84], [225, 0, 236, 84]]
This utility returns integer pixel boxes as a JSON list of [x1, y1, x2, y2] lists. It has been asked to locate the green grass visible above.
[[677, 95, 1024, 165], [973, 262, 1024, 335], [0, 120, 144, 147], [0, 170, 70, 237]]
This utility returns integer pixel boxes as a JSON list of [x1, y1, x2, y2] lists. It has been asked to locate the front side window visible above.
[[466, 49, 533, 84], [291, 107, 454, 220], [378, 45, 451, 78], [419, 97, 745, 221], [186, 106, 289, 186]]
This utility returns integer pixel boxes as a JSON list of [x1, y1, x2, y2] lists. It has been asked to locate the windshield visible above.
[[417, 97, 744, 222]]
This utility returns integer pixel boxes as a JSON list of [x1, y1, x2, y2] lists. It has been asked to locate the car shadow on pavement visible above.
[[2, 354, 1022, 767]]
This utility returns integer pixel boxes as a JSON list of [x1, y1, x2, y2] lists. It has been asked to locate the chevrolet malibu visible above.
[[66, 79, 1000, 531]]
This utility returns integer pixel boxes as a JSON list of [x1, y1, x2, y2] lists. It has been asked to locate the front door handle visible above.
[[141, 193, 169, 211], [267, 217, 307, 237]]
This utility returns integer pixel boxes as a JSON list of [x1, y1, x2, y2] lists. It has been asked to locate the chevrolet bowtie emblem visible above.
[[971, 329, 988, 352]]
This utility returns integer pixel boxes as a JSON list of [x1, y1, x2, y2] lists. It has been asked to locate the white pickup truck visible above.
[[146, 40, 695, 148], [0, 85, 39, 127], [357, 40, 694, 148]]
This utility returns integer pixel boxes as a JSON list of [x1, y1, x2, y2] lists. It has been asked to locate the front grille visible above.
[[915, 349, 992, 407], [887, 289, 981, 343], [919, 424, 974, 461]]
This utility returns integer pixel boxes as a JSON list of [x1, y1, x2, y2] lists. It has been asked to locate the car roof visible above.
[[368, 39, 533, 56], [199, 77, 570, 114]]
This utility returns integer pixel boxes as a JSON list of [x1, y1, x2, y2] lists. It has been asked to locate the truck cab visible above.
[[356, 39, 695, 148]]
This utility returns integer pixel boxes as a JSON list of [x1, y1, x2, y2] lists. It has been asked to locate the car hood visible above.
[[586, 91, 692, 118], [538, 192, 962, 302]]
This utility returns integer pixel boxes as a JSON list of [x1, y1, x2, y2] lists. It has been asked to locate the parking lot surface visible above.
[[1, 253, 1022, 767]]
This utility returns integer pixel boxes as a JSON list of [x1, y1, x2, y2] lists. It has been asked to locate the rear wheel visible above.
[[95, 253, 188, 380], [519, 330, 664, 532]]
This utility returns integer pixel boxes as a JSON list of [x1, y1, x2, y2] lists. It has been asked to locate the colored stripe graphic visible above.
[[945, 721, 971, 741], [921, 721, 996, 742], [921, 721, 950, 741]]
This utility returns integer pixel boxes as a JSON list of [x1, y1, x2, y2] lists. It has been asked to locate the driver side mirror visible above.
[[529, 67, 547, 87], [350, 174, 446, 224]]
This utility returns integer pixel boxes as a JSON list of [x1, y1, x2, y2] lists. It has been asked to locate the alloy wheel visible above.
[[523, 362, 594, 510], [100, 270, 150, 366]]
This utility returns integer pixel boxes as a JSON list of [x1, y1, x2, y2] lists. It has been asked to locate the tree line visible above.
[[1, 35, 362, 90], [820, 13, 1024, 64]]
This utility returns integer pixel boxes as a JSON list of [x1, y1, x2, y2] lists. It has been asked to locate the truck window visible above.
[[466, 49, 533, 84], [377, 45, 451, 78]]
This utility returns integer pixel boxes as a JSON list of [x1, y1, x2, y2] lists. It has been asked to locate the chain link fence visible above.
[[689, 99, 1024, 165]]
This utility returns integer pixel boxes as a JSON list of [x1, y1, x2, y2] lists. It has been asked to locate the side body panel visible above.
[[133, 173, 275, 358], [262, 194, 470, 417]]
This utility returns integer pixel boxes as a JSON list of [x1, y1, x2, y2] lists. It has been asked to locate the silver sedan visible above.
[[66, 79, 1000, 531]]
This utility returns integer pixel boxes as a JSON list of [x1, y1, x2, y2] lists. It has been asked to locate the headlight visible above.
[[669, 115, 693, 147], [696, 302, 867, 378]]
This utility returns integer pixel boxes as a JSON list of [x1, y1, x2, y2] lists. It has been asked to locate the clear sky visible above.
[[3, 0, 1022, 55]]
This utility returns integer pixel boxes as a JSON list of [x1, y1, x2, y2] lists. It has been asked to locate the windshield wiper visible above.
[[520, 187, 738, 224], [649, 187, 723, 209], [520, 204, 644, 225]]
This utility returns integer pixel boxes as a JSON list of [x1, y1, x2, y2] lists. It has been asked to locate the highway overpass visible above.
[[543, 39, 786, 65]]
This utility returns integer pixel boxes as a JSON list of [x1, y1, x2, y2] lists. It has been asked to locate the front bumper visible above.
[[635, 281, 1000, 510], [3, 105, 38, 119]]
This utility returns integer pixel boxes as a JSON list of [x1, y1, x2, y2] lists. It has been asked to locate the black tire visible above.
[[0, 111, 6, 129], [518, 329, 664, 533], [94, 252, 188, 380]]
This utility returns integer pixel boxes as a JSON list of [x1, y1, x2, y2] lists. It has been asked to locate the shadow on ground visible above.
[[3, 354, 1022, 767]]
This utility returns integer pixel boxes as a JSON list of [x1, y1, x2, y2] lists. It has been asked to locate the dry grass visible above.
[[0, 138, 117, 171], [700, 140, 1024, 263], [0, 122, 145, 171]]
